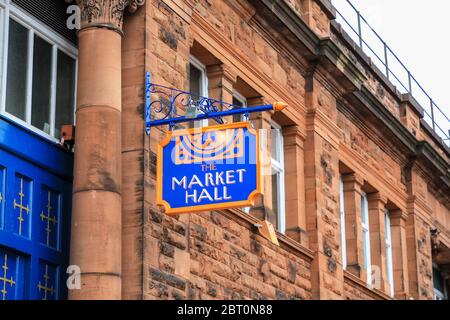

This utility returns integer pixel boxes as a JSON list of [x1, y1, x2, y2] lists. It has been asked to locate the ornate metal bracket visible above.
[[145, 72, 288, 134]]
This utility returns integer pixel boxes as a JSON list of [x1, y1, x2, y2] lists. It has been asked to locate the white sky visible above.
[[332, 0, 450, 140]]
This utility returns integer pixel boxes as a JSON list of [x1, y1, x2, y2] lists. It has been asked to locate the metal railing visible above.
[[333, 0, 450, 147]]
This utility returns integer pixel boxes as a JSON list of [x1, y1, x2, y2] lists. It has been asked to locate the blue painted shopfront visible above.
[[0, 114, 72, 300]]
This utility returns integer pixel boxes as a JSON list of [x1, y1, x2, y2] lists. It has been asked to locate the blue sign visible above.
[[157, 122, 262, 215]]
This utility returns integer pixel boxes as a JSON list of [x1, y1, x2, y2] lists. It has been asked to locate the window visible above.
[[0, 1, 6, 93], [271, 122, 285, 233], [0, 2, 77, 140], [433, 265, 446, 300], [385, 210, 394, 297], [361, 192, 372, 285], [232, 91, 247, 123], [339, 176, 347, 270], [189, 56, 208, 128]]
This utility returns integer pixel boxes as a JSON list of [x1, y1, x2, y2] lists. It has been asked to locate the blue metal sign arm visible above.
[[145, 72, 287, 134], [148, 103, 286, 129]]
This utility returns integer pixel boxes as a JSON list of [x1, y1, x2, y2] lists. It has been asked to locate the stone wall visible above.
[[119, 0, 450, 300], [145, 210, 312, 299]]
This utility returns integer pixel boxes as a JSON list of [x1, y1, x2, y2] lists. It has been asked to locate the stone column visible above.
[[248, 97, 273, 223], [367, 192, 389, 294], [304, 73, 343, 299], [206, 64, 237, 124], [390, 209, 410, 299], [403, 161, 434, 299], [69, 0, 145, 300], [342, 173, 365, 279], [283, 126, 308, 247], [121, 3, 147, 300]]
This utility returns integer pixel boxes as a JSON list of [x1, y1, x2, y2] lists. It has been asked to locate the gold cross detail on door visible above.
[[40, 191, 58, 246], [37, 264, 55, 300], [13, 178, 30, 236], [0, 254, 16, 300]]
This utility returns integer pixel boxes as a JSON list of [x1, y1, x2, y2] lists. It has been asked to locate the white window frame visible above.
[[361, 192, 372, 286], [385, 210, 394, 297], [0, 4, 5, 99], [189, 56, 208, 128], [0, 0, 78, 142], [339, 175, 347, 270], [271, 122, 285, 233]]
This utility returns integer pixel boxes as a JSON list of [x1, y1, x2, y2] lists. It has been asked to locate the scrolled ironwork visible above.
[[146, 83, 241, 129]]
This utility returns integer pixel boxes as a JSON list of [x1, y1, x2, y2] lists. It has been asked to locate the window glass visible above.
[[232, 97, 244, 107], [361, 195, 368, 224], [433, 266, 444, 299], [271, 123, 285, 233], [340, 176, 347, 269], [188, 59, 208, 128], [361, 193, 371, 284], [55, 50, 75, 138], [5, 19, 28, 120], [385, 211, 394, 296], [0, 6, 4, 92], [31, 35, 52, 133], [232, 95, 245, 123], [189, 63, 202, 99], [271, 128, 282, 163], [272, 172, 279, 219]]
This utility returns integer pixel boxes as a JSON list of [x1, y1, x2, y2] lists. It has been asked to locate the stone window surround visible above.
[[339, 175, 347, 270], [188, 55, 208, 128], [384, 209, 394, 297], [192, 49, 293, 234], [198, 55, 308, 246], [0, 0, 78, 141], [361, 191, 372, 286], [340, 167, 410, 298]]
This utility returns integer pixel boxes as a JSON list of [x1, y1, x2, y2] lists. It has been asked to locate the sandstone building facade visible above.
[[0, 0, 448, 300]]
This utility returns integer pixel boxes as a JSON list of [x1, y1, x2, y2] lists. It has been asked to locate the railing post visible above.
[[384, 43, 389, 79], [430, 99, 435, 131], [408, 72, 412, 94], [338, 0, 448, 142], [357, 11, 363, 48]]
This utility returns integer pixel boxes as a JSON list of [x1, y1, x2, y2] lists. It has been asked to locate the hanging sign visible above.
[[157, 122, 261, 215]]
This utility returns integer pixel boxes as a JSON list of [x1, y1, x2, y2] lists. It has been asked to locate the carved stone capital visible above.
[[367, 191, 388, 206], [342, 172, 364, 188], [390, 209, 409, 223], [66, 0, 145, 35]]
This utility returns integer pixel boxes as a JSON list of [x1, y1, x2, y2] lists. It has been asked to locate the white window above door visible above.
[[0, 1, 78, 141]]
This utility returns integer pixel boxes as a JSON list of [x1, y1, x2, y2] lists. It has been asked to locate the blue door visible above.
[[0, 115, 73, 300]]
